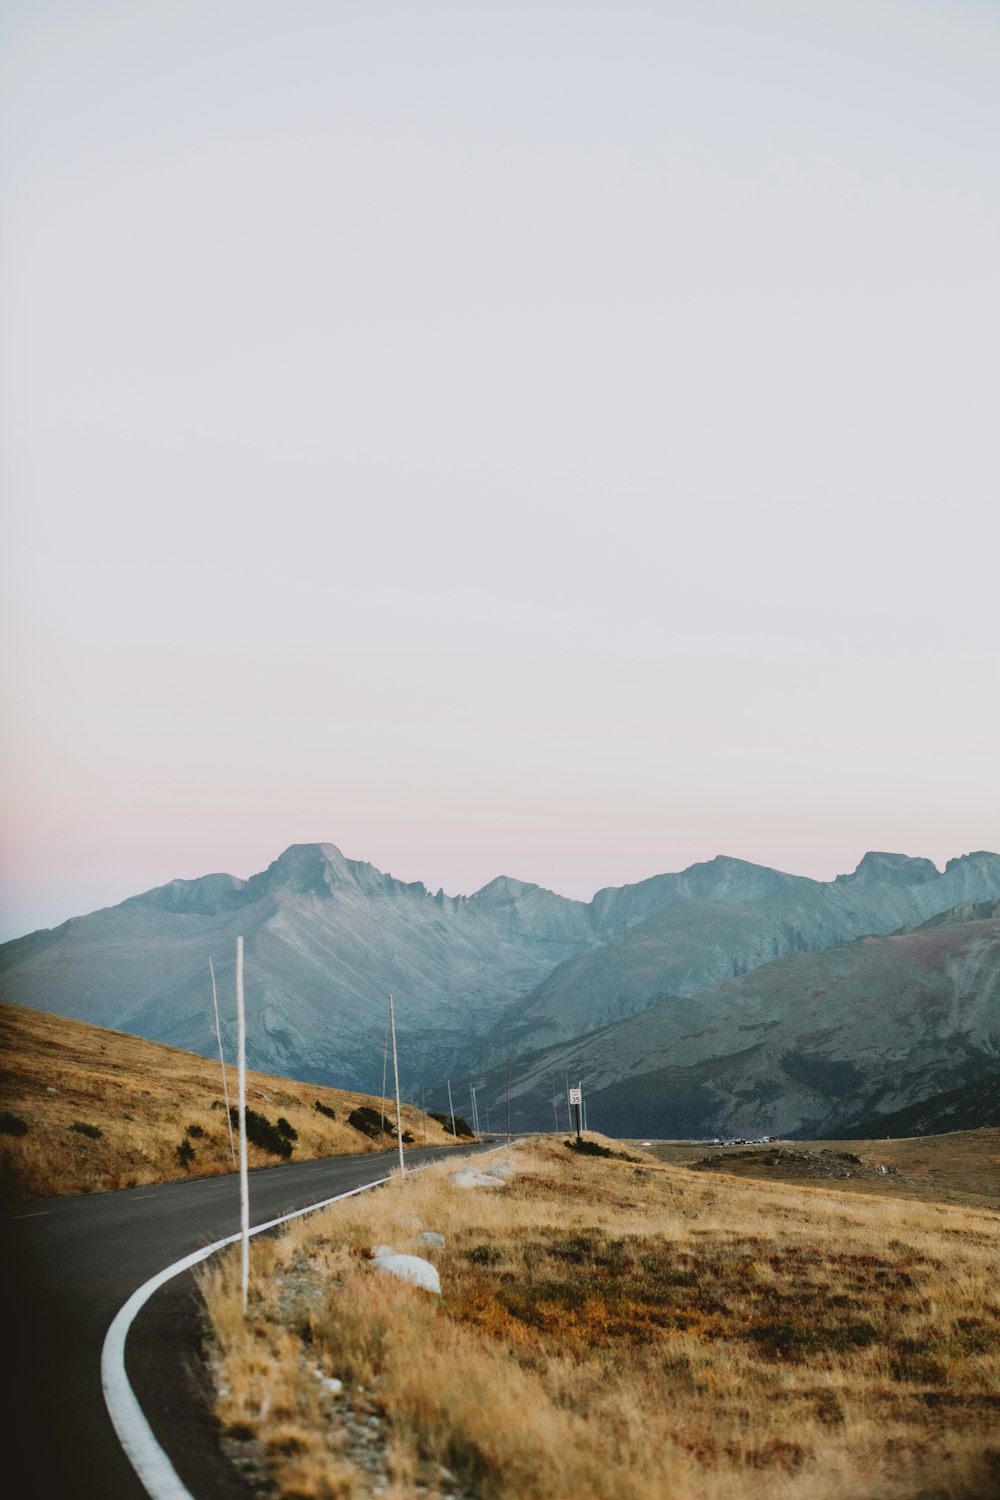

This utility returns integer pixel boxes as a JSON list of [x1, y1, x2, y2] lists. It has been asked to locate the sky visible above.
[[2, 1, 998, 940]]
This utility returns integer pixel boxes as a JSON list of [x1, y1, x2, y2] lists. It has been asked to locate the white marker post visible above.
[[235, 936, 250, 1313], [388, 993, 405, 1178], [447, 1078, 457, 1140], [470, 1084, 480, 1138], [209, 958, 237, 1168]]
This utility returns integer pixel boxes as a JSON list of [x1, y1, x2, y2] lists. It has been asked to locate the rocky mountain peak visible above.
[[837, 852, 940, 887], [261, 842, 351, 895], [469, 876, 539, 906]]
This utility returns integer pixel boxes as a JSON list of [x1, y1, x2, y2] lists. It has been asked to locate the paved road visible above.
[[1, 1146, 484, 1499]]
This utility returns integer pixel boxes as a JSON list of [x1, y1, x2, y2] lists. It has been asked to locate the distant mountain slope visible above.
[[477, 909, 1000, 1140], [496, 852, 1000, 1052], [3, 844, 999, 1098], [0, 844, 598, 1087], [828, 1071, 1000, 1139]]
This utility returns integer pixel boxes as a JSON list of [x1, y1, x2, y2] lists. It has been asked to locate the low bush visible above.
[[186, 1124, 205, 1139], [228, 1106, 294, 1159], [564, 1136, 641, 1163], [71, 1121, 103, 1140], [313, 1100, 336, 1121], [176, 1139, 196, 1168], [276, 1117, 297, 1141], [348, 1105, 393, 1139], [0, 1111, 29, 1137], [429, 1110, 475, 1138]]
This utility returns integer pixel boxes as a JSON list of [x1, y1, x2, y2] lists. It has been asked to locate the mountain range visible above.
[[2, 843, 999, 1136]]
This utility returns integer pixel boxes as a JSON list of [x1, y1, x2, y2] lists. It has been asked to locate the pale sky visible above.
[[2, 1, 998, 940]]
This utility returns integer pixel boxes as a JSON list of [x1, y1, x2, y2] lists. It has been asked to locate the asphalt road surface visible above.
[[2, 1145, 487, 1500]]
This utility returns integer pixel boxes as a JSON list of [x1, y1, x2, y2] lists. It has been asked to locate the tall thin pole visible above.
[[210, 958, 236, 1168], [447, 1078, 457, 1140], [235, 936, 249, 1314], [552, 1084, 559, 1134], [381, 1022, 390, 1135], [506, 1041, 512, 1143], [388, 994, 405, 1178], [470, 1085, 479, 1137]]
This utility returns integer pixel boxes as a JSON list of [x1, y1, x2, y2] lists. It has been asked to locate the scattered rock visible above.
[[371, 1251, 441, 1294], [692, 1147, 904, 1184], [452, 1168, 506, 1189], [417, 1231, 445, 1248]]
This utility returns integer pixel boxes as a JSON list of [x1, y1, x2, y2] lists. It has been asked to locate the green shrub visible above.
[[348, 1105, 393, 1139], [71, 1121, 102, 1140], [429, 1110, 475, 1138], [314, 1100, 336, 1121], [0, 1111, 29, 1137], [176, 1139, 196, 1167], [276, 1117, 297, 1141], [186, 1124, 205, 1139], [228, 1106, 294, 1159], [467, 1244, 502, 1266]]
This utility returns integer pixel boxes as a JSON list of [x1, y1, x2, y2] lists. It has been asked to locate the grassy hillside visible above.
[[0, 1002, 458, 1199], [199, 1134, 1000, 1500]]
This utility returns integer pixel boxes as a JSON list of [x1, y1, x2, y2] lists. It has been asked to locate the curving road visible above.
[[1, 1145, 486, 1500]]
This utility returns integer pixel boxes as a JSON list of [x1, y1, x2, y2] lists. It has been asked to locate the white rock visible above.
[[452, 1169, 506, 1189], [319, 1376, 343, 1395], [417, 1231, 445, 1248], [372, 1252, 441, 1294], [371, 1243, 395, 1258]]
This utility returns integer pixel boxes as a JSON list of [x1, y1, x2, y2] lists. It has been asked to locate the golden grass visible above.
[[199, 1134, 1000, 1499], [644, 1132, 1000, 1212], [0, 1001, 458, 1198]]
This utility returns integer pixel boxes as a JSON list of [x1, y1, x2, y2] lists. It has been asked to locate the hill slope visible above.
[[478, 909, 1000, 1139], [829, 1070, 1000, 1139], [0, 1001, 455, 1198]]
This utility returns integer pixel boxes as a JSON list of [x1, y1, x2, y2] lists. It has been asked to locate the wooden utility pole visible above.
[[388, 994, 405, 1177]]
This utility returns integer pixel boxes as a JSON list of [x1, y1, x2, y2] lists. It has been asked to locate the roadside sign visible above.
[[568, 1087, 582, 1104]]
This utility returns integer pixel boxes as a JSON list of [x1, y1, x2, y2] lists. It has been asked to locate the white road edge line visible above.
[[101, 1175, 391, 1500]]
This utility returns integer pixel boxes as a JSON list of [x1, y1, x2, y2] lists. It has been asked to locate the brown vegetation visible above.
[[646, 1132, 1000, 1212], [199, 1134, 1000, 1499], [0, 1002, 456, 1199]]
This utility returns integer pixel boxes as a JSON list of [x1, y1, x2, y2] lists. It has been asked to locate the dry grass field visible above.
[[644, 1133, 1000, 1212], [0, 1002, 457, 1199], [199, 1133, 1000, 1500]]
